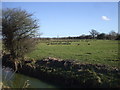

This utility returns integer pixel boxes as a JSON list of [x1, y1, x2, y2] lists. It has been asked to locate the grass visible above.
[[2, 39, 119, 88], [27, 39, 120, 68]]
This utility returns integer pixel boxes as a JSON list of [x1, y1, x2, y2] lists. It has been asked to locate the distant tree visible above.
[[89, 29, 99, 39], [116, 34, 120, 40], [97, 33, 106, 39], [109, 30, 117, 36], [109, 30, 117, 40], [2, 8, 39, 60], [84, 35, 92, 39]]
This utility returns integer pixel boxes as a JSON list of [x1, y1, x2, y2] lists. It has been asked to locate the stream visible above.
[[2, 67, 58, 88]]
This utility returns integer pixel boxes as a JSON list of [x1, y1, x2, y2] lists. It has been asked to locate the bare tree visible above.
[[108, 30, 117, 40], [109, 30, 117, 36], [2, 8, 39, 60], [89, 29, 99, 39]]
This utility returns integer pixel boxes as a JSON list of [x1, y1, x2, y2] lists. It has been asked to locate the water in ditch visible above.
[[2, 67, 58, 88]]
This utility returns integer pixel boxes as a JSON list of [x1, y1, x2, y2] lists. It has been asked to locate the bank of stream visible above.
[[2, 55, 120, 88]]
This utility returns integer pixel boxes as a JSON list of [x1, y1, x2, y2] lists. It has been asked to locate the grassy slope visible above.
[[27, 40, 119, 67]]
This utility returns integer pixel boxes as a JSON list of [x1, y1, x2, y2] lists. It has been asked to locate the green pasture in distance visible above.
[[26, 39, 119, 67]]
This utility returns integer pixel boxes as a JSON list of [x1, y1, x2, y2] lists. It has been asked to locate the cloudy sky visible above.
[[2, 2, 118, 37]]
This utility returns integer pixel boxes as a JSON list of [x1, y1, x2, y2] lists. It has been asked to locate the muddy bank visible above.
[[2, 55, 120, 88]]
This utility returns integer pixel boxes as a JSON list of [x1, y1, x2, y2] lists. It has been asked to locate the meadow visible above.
[[2, 39, 120, 88], [27, 39, 120, 68]]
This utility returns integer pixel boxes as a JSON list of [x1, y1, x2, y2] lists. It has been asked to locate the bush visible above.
[[2, 8, 39, 60]]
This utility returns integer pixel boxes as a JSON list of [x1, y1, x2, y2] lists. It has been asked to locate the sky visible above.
[[1, 0, 120, 2], [2, 2, 118, 38]]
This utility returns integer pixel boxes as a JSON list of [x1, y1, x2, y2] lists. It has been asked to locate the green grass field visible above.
[[27, 39, 120, 67]]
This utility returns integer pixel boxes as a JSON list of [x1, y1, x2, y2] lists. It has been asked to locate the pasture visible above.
[[27, 39, 120, 68]]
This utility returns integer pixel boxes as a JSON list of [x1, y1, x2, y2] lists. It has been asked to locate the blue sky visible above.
[[2, 2, 118, 37]]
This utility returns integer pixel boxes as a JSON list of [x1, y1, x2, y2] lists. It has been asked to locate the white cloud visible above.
[[102, 16, 111, 21]]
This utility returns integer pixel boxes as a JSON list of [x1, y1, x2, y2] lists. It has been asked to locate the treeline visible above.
[[38, 30, 120, 40], [61, 30, 120, 40], [62, 34, 120, 40]]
